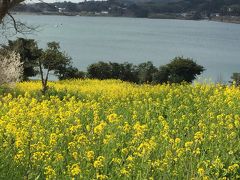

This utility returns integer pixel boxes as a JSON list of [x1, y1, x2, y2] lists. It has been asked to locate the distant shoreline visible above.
[[12, 12, 240, 25], [210, 16, 240, 24]]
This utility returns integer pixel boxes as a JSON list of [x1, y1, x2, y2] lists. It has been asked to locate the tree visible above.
[[1, 38, 81, 92], [119, 62, 138, 83], [109, 62, 138, 82], [57, 66, 85, 80], [87, 61, 112, 80], [157, 57, 205, 84], [2, 38, 42, 80], [39, 42, 71, 94], [137, 61, 158, 83], [0, 50, 23, 85], [128, 4, 149, 18], [229, 73, 240, 86], [153, 65, 169, 84], [109, 62, 124, 79], [87, 61, 139, 83]]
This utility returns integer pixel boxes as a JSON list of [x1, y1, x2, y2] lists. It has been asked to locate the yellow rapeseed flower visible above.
[[93, 156, 105, 169]]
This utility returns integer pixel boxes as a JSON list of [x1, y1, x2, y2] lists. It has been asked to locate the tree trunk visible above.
[[0, 0, 8, 22], [43, 68, 50, 94], [0, 0, 24, 22], [38, 59, 47, 94]]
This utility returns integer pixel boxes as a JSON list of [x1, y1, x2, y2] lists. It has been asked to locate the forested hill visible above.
[[125, 0, 240, 14], [13, 0, 240, 18]]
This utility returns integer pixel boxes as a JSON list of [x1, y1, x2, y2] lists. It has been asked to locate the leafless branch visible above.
[[0, 0, 58, 40], [7, 12, 18, 32], [8, 12, 39, 34]]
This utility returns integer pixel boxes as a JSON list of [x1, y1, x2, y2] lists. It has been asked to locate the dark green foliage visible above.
[[41, 42, 71, 75], [229, 73, 240, 86], [87, 61, 113, 80], [2, 38, 42, 80], [137, 61, 158, 83], [109, 62, 124, 79], [120, 63, 138, 83], [1, 38, 83, 84], [87, 58, 204, 84], [39, 42, 72, 93], [128, 4, 149, 17], [87, 61, 139, 83], [58, 66, 86, 80], [1, 38, 204, 87], [158, 57, 205, 83], [152, 65, 169, 84]]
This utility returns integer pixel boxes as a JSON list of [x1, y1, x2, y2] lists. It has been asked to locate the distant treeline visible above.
[[1, 38, 204, 86], [3, 37, 240, 88], [85, 59, 204, 84], [13, 0, 240, 18]]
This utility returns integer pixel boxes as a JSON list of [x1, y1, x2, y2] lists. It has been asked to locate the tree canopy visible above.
[[38, 41, 72, 93], [159, 57, 205, 83], [87, 57, 204, 84], [2, 38, 41, 80], [1, 38, 83, 93]]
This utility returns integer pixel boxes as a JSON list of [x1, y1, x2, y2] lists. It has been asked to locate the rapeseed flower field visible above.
[[0, 79, 239, 179]]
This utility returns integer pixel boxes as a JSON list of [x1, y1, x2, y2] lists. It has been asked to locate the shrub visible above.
[[137, 61, 158, 83], [87, 61, 112, 80], [229, 73, 240, 86], [157, 57, 205, 84], [58, 66, 86, 80]]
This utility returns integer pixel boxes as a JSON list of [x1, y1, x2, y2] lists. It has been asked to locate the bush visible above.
[[152, 65, 169, 84], [118, 62, 138, 83], [2, 38, 42, 80], [137, 61, 158, 83], [87, 61, 112, 80], [86, 58, 204, 84], [229, 73, 240, 86], [87, 61, 139, 83], [156, 57, 205, 84], [58, 66, 86, 80]]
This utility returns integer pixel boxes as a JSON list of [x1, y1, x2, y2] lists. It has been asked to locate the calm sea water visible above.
[[4, 15, 240, 82]]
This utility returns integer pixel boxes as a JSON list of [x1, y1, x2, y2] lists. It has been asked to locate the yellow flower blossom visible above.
[[86, 151, 95, 161], [198, 168, 205, 176], [228, 164, 239, 173], [94, 122, 107, 135], [107, 113, 118, 123], [0, 79, 239, 179], [70, 163, 81, 176], [120, 167, 130, 177], [194, 131, 204, 143], [44, 166, 56, 179], [96, 173, 108, 180], [93, 156, 105, 169]]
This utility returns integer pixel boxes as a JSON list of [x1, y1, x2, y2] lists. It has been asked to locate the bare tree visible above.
[[0, 0, 40, 38]]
